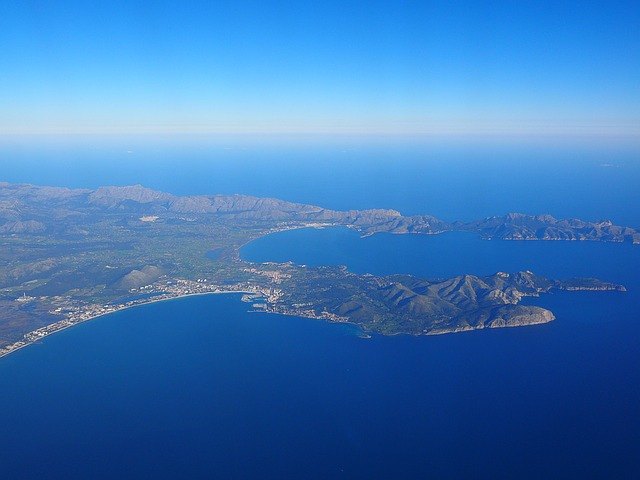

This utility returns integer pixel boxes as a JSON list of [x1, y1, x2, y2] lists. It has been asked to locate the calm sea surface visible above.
[[0, 145, 639, 478]]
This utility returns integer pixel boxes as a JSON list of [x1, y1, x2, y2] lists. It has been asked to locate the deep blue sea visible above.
[[0, 142, 639, 478]]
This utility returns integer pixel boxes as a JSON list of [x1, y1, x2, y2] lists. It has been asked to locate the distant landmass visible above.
[[0, 182, 632, 356]]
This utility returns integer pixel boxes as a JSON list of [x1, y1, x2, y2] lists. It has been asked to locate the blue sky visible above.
[[1, 0, 639, 139]]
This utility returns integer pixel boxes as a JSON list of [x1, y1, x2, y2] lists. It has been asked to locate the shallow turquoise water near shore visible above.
[[0, 148, 639, 478]]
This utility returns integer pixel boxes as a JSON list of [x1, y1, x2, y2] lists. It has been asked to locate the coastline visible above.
[[1, 221, 345, 362], [248, 307, 372, 338], [2, 222, 628, 361], [0, 290, 252, 360]]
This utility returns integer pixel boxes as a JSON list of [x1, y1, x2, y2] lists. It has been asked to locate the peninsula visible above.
[[0, 182, 631, 357]]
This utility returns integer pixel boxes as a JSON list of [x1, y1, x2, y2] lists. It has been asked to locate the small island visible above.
[[0, 182, 632, 357]]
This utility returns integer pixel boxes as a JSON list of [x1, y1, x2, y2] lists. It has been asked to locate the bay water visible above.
[[0, 144, 638, 478]]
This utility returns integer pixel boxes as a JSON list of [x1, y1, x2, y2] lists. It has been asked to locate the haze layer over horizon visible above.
[[1, 1, 639, 142]]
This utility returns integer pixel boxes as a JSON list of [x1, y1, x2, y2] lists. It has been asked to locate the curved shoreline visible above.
[[0, 290, 251, 360]]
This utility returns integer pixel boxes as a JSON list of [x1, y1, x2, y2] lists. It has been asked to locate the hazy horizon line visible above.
[[2, 122, 639, 137]]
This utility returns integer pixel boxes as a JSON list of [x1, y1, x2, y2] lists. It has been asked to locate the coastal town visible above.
[[0, 277, 278, 358], [0, 182, 633, 359], [0, 267, 360, 358]]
